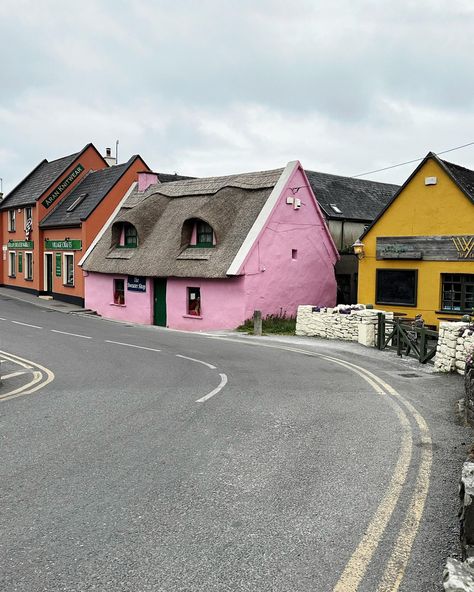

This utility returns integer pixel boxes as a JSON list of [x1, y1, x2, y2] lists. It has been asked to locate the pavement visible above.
[[0, 288, 471, 591], [0, 286, 89, 315]]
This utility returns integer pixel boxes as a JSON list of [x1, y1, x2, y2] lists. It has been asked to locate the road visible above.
[[0, 294, 469, 591]]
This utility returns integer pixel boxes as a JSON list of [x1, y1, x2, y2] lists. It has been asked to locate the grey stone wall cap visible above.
[[443, 557, 474, 590], [462, 462, 474, 496]]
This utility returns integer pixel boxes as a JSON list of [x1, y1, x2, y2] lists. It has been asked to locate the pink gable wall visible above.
[[239, 164, 338, 320]]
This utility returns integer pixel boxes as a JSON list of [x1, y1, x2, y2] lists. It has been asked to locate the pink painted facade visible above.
[[84, 272, 153, 325], [84, 162, 338, 330]]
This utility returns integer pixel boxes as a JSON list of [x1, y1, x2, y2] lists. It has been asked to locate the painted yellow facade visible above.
[[358, 155, 474, 327]]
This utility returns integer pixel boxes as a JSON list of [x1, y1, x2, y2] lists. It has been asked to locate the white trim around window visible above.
[[8, 250, 16, 277], [63, 252, 74, 287], [8, 209, 16, 232], [24, 251, 33, 280]]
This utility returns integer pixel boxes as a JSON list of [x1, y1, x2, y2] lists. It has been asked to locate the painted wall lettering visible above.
[[41, 164, 84, 209]]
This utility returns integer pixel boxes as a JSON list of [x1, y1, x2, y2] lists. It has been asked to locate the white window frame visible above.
[[8, 209, 16, 232], [63, 253, 74, 287], [8, 251, 16, 277], [24, 251, 33, 280]]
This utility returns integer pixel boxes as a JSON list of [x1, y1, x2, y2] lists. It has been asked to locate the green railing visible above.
[[376, 314, 439, 364]]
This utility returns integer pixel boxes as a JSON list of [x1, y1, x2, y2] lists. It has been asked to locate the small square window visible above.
[[114, 279, 125, 305], [292, 249, 298, 260], [187, 287, 201, 315]]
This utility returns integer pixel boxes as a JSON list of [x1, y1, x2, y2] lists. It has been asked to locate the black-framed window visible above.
[[441, 274, 474, 313], [124, 224, 138, 248], [376, 269, 418, 306], [196, 222, 213, 247]]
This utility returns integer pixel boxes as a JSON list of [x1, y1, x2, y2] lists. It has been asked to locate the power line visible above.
[[352, 140, 474, 178]]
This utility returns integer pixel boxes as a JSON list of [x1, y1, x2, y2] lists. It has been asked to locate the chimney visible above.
[[104, 147, 117, 167], [138, 171, 159, 192]]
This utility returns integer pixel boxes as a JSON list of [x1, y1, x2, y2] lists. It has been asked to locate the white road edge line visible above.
[[104, 340, 161, 352], [196, 373, 228, 403], [11, 321, 43, 329], [1, 371, 27, 380], [51, 329, 92, 339], [175, 354, 216, 369]]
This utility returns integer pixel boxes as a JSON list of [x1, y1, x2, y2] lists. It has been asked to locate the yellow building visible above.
[[357, 152, 474, 327]]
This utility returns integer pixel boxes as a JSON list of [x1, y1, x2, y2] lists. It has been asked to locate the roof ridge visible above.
[[439, 157, 474, 174], [305, 168, 400, 188]]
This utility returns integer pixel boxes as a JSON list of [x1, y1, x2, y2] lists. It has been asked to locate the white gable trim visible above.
[[78, 181, 137, 267], [226, 161, 298, 276]]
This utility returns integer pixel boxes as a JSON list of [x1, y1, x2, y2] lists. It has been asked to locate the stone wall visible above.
[[434, 322, 474, 376], [295, 305, 394, 347]]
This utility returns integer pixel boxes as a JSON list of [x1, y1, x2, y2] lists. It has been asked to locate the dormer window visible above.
[[113, 222, 138, 248], [196, 221, 214, 247], [124, 224, 138, 247]]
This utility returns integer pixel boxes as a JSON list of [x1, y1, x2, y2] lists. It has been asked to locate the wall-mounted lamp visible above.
[[352, 239, 365, 259]]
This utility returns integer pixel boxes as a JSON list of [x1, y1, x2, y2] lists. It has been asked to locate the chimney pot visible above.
[[106, 147, 111, 157]]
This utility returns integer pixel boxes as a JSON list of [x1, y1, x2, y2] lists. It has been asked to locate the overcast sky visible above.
[[1, 0, 474, 194]]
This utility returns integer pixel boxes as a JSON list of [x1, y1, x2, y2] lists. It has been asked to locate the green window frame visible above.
[[124, 224, 138, 248], [196, 222, 214, 247]]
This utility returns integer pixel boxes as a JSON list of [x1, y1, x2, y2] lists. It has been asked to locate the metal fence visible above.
[[375, 313, 439, 364]]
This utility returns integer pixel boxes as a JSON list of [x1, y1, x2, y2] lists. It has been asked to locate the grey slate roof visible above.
[[439, 157, 474, 203], [83, 168, 283, 278], [305, 169, 399, 221], [40, 157, 140, 228], [0, 152, 80, 209]]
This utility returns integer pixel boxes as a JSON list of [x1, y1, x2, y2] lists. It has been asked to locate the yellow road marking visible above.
[[200, 336, 432, 591], [0, 350, 55, 401]]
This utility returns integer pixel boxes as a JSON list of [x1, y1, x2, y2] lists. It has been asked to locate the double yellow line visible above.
[[204, 336, 432, 591], [0, 349, 55, 402]]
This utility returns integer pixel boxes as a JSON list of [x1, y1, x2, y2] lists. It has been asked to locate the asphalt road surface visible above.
[[0, 295, 469, 591]]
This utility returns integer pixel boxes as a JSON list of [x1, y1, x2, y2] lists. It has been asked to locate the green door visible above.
[[153, 278, 167, 326]]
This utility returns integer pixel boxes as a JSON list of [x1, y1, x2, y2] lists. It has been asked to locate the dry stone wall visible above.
[[434, 322, 474, 376], [296, 305, 394, 347]]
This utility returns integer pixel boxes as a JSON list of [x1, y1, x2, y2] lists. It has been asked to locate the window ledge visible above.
[[8, 275, 16, 278], [110, 302, 126, 307], [435, 310, 467, 316], [63, 284, 75, 288], [25, 278, 33, 282], [183, 314, 202, 319]]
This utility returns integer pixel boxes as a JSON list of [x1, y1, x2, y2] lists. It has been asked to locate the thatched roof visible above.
[[83, 168, 283, 278]]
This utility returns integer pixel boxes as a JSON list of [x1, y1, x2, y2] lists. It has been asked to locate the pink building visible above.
[[81, 161, 339, 330]]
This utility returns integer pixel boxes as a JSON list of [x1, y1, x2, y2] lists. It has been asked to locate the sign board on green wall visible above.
[[8, 240, 33, 249], [44, 239, 82, 251], [41, 164, 84, 209], [55, 253, 62, 277]]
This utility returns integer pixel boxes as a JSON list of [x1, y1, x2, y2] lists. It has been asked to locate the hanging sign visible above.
[[55, 253, 62, 277], [8, 240, 34, 249], [45, 239, 82, 250], [127, 276, 147, 292], [41, 164, 84, 209]]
